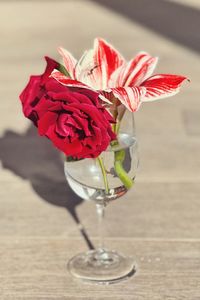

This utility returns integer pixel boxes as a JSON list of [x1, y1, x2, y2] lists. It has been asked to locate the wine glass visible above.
[[64, 110, 139, 284]]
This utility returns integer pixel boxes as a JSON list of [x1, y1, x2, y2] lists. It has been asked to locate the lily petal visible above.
[[83, 38, 125, 90], [58, 47, 77, 79], [51, 71, 90, 89], [75, 49, 101, 88], [108, 63, 126, 88], [120, 52, 158, 87], [98, 95, 113, 105], [103, 86, 146, 112], [141, 74, 187, 102], [96, 38, 125, 83]]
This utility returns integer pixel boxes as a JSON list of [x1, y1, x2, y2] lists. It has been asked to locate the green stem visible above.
[[99, 103, 134, 191], [112, 108, 118, 133], [111, 107, 133, 189], [114, 149, 134, 189], [115, 121, 121, 135], [97, 157, 109, 194]]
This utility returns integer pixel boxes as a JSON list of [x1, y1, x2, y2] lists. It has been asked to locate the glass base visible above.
[[67, 249, 136, 285]]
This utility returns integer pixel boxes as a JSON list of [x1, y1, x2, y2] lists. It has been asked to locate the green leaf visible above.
[[58, 63, 71, 78]]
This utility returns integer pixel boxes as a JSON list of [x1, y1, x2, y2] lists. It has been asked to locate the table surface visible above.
[[0, 1, 200, 299]]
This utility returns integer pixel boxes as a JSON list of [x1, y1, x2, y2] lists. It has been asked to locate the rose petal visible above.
[[56, 114, 72, 136], [42, 57, 59, 84], [47, 91, 80, 104], [61, 103, 87, 119], [66, 116, 82, 129], [38, 111, 58, 135], [34, 96, 62, 118], [47, 125, 83, 156], [73, 114, 91, 136], [19, 75, 42, 119]]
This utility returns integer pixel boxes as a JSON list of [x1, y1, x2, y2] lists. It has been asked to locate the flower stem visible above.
[[97, 157, 109, 194], [111, 108, 134, 189], [114, 149, 134, 189], [111, 108, 118, 133]]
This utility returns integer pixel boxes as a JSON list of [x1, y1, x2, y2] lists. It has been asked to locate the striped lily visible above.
[[52, 38, 187, 112]]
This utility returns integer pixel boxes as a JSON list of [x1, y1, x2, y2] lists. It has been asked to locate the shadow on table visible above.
[[0, 125, 94, 250], [91, 0, 200, 53]]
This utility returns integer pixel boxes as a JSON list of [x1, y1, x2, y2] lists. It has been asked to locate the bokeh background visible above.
[[0, 0, 200, 298]]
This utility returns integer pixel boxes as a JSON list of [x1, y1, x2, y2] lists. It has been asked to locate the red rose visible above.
[[19, 57, 115, 158], [20, 56, 59, 125]]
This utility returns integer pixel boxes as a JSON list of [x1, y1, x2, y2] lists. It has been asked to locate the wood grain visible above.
[[1, 238, 200, 299]]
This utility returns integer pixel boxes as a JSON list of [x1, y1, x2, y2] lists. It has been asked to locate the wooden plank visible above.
[[0, 238, 200, 299], [0, 181, 200, 240], [0, 0, 200, 299]]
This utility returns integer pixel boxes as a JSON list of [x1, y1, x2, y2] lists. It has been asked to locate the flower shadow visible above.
[[0, 125, 94, 250]]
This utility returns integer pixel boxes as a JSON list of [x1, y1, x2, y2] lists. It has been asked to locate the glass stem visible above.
[[96, 201, 106, 251]]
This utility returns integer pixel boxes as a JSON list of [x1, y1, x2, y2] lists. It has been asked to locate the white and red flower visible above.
[[52, 38, 187, 112]]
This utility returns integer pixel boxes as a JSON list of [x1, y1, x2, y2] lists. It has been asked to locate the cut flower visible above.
[[19, 39, 188, 191], [52, 38, 187, 112], [19, 57, 116, 159]]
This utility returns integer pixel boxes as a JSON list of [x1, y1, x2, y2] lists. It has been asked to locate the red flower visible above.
[[52, 38, 187, 112], [20, 56, 59, 125], [19, 57, 116, 158]]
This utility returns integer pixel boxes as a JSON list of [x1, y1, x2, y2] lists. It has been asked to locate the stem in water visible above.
[[97, 156, 109, 194]]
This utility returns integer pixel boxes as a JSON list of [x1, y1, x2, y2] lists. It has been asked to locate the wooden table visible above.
[[0, 1, 200, 299]]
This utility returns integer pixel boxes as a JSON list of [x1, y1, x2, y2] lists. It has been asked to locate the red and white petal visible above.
[[141, 74, 187, 102], [103, 86, 145, 112], [121, 52, 158, 87], [75, 49, 101, 89], [98, 93, 113, 104], [75, 39, 125, 90], [51, 71, 90, 89], [58, 47, 77, 79], [90, 38, 125, 90], [108, 63, 127, 88]]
